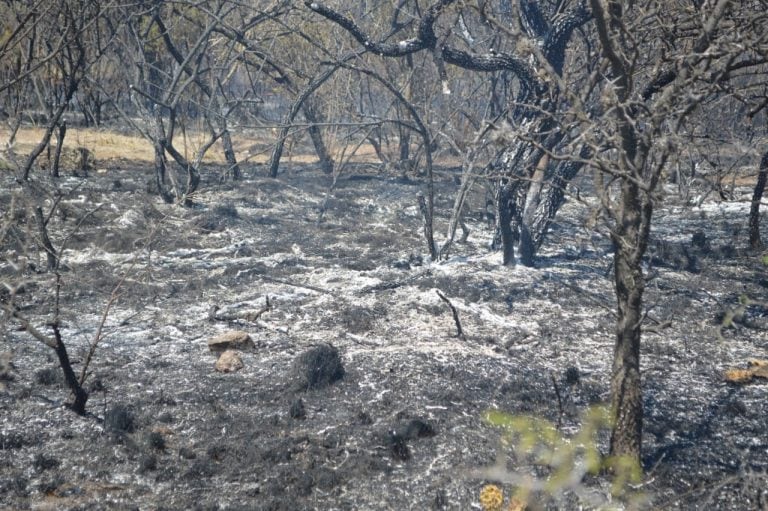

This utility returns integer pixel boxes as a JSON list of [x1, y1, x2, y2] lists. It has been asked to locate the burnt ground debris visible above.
[[0, 161, 766, 510]]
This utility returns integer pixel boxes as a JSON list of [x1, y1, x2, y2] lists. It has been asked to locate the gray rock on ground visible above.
[[208, 330, 255, 353]]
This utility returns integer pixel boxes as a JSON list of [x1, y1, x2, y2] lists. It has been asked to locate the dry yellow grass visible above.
[[0, 126, 391, 167], [1, 127, 156, 162]]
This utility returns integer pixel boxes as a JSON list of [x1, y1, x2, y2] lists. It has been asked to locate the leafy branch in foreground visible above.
[[472, 406, 645, 510]]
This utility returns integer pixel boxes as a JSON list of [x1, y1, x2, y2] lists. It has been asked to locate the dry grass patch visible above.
[[0, 126, 466, 169]]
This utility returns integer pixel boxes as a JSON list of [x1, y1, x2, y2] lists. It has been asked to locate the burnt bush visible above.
[[104, 404, 136, 434], [291, 344, 345, 390]]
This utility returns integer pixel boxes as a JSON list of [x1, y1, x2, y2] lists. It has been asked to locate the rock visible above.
[[215, 350, 244, 373], [208, 330, 254, 353], [139, 454, 158, 473], [291, 344, 345, 390]]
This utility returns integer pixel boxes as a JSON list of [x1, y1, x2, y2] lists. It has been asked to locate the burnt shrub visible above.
[[35, 367, 61, 386], [139, 454, 158, 473], [33, 454, 60, 472], [105, 404, 136, 434], [291, 344, 345, 391], [146, 431, 166, 451]]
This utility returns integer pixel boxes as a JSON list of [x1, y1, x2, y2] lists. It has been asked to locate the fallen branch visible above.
[[436, 289, 465, 340], [209, 296, 272, 323], [357, 269, 433, 294]]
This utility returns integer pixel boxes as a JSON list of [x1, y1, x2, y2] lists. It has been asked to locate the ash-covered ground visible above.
[[1, 161, 766, 510]]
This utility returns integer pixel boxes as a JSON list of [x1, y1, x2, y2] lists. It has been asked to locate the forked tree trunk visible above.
[[519, 154, 549, 266], [303, 102, 334, 174], [51, 121, 67, 178], [153, 143, 173, 203], [34, 206, 58, 270], [748, 151, 767, 249]]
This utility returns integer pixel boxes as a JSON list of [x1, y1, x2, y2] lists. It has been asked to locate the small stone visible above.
[[178, 447, 196, 460], [208, 330, 254, 353], [146, 431, 166, 450], [357, 411, 373, 425], [215, 350, 244, 373]]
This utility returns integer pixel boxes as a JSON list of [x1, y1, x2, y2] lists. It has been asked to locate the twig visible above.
[[0, 303, 56, 348], [436, 289, 466, 340], [78, 286, 123, 387], [643, 319, 672, 334], [357, 269, 432, 294], [78, 216, 167, 387], [245, 296, 271, 321], [209, 296, 273, 323]]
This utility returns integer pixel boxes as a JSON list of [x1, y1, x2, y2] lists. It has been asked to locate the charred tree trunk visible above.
[[498, 182, 517, 266], [163, 142, 201, 207], [52, 323, 88, 414], [398, 129, 411, 172], [34, 206, 57, 270], [302, 100, 334, 175], [749, 151, 767, 249], [418, 192, 437, 261], [51, 121, 67, 178], [610, 249, 644, 462], [220, 129, 241, 181], [149, 109, 173, 203], [152, 142, 173, 203], [609, 182, 647, 464]]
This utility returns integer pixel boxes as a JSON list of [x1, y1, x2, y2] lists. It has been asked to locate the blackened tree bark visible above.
[[51, 121, 67, 178], [303, 98, 335, 175], [52, 323, 88, 414], [749, 151, 768, 249]]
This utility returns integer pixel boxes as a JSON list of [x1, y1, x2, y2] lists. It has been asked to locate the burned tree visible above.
[[581, 0, 764, 465], [749, 150, 768, 249], [304, 0, 592, 266]]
